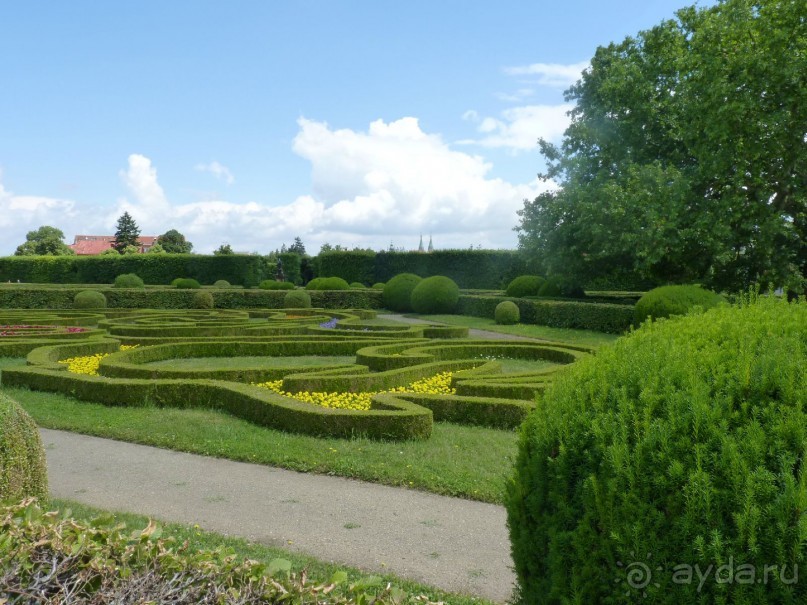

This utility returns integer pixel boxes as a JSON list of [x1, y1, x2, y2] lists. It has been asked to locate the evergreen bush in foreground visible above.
[[73, 290, 107, 309], [410, 276, 460, 314], [0, 394, 48, 503], [507, 296, 807, 604], [635, 284, 725, 323]]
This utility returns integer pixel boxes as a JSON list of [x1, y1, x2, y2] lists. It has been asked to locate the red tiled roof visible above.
[[69, 235, 158, 255]]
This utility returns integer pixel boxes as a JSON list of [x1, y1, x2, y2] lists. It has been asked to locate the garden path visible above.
[[42, 428, 516, 603]]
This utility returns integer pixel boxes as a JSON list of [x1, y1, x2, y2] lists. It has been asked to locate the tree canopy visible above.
[[213, 243, 234, 255], [14, 226, 75, 256], [156, 229, 193, 254], [516, 0, 806, 292], [112, 212, 141, 254]]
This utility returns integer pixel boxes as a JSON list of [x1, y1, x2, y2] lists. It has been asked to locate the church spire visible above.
[[418, 234, 424, 253]]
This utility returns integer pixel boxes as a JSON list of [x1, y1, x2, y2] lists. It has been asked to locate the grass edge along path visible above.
[[26, 498, 496, 605]]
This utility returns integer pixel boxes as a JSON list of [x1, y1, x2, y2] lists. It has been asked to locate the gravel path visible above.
[[42, 428, 516, 602]]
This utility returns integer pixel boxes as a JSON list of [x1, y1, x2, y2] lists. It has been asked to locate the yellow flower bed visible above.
[[253, 371, 456, 411], [59, 345, 138, 376]]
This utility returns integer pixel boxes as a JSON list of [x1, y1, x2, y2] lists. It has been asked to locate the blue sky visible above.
[[0, 0, 714, 255]]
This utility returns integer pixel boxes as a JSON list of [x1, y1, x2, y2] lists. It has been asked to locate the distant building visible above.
[[69, 235, 158, 255]]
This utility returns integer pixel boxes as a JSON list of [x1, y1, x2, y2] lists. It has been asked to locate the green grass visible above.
[[46, 499, 493, 605], [144, 355, 357, 369], [496, 358, 557, 373], [409, 314, 620, 347], [3, 376, 517, 504]]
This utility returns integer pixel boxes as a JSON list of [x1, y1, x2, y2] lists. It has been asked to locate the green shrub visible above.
[[505, 275, 545, 298], [73, 290, 107, 309], [410, 276, 459, 314], [635, 284, 725, 323], [259, 280, 295, 290], [350, 282, 365, 289], [372, 282, 385, 290], [113, 273, 144, 289], [537, 275, 562, 297], [284, 290, 311, 309], [174, 278, 201, 289], [213, 279, 231, 288], [507, 296, 807, 604], [305, 277, 325, 290], [382, 273, 422, 312], [170, 277, 183, 287], [494, 301, 520, 324], [191, 290, 214, 309], [0, 394, 48, 503], [306, 277, 350, 291]]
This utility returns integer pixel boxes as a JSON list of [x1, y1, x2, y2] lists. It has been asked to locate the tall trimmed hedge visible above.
[[0, 394, 48, 503], [315, 250, 528, 289], [0, 254, 274, 287], [507, 296, 807, 604]]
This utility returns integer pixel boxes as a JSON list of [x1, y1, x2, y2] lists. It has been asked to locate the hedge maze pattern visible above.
[[1, 309, 593, 440]]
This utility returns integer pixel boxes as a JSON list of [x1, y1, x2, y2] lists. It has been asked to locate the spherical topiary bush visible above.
[[507, 297, 807, 604], [350, 282, 365, 289], [635, 284, 725, 324], [259, 280, 295, 290], [382, 273, 422, 312], [305, 278, 326, 291], [73, 290, 107, 309], [191, 290, 214, 309], [321, 277, 350, 291], [284, 289, 311, 309], [505, 275, 545, 298], [174, 278, 201, 289], [536, 275, 562, 297], [494, 301, 520, 324], [213, 280, 231, 289], [113, 273, 145, 289], [0, 393, 48, 503], [170, 277, 183, 287], [410, 276, 460, 314], [372, 282, 385, 290]]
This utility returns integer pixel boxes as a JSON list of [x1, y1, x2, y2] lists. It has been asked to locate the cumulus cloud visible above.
[[459, 104, 573, 151], [195, 161, 235, 185], [504, 60, 589, 88]]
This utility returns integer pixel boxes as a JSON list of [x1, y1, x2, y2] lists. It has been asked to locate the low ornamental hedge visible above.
[[0, 394, 48, 503]]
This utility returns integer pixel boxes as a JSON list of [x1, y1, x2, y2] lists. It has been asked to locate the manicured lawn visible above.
[[2, 367, 517, 504], [144, 355, 357, 369], [409, 314, 621, 347], [47, 499, 494, 605]]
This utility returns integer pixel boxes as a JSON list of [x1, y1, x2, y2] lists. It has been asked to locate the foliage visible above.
[[284, 290, 311, 309], [73, 290, 107, 309], [305, 277, 350, 291], [157, 228, 193, 254], [14, 225, 75, 257], [174, 278, 201, 289], [383, 273, 422, 312], [113, 273, 145, 289], [350, 282, 365, 289], [287, 236, 307, 256], [100, 248, 120, 255], [507, 296, 807, 604], [410, 276, 460, 314], [634, 284, 725, 323], [505, 275, 545, 298], [112, 211, 141, 253], [494, 301, 520, 325], [191, 290, 214, 309], [0, 394, 48, 503], [213, 279, 231, 288], [147, 242, 166, 254], [372, 282, 385, 290], [517, 0, 807, 293], [213, 243, 233, 255], [0, 500, 445, 605], [259, 280, 295, 290], [536, 276, 562, 297]]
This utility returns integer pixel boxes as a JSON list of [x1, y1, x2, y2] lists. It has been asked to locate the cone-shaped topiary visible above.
[[113, 273, 144, 288], [635, 284, 725, 324], [284, 289, 311, 309], [494, 300, 520, 324], [410, 276, 460, 314], [73, 290, 107, 309], [382, 273, 422, 312], [1, 393, 48, 503], [507, 296, 807, 604], [505, 275, 545, 298]]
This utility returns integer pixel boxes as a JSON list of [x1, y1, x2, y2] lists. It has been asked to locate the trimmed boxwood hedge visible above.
[[410, 276, 460, 314], [382, 273, 422, 312], [0, 393, 48, 503]]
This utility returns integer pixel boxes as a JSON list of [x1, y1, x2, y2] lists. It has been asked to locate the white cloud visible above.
[[504, 61, 589, 88], [195, 161, 235, 185], [0, 117, 555, 256], [459, 104, 573, 151]]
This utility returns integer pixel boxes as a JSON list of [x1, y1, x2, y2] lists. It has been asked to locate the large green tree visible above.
[[14, 226, 75, 256], [517, 0, 806, 292], [156, 229, 193, 254], [112, 212, 141, 254]]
